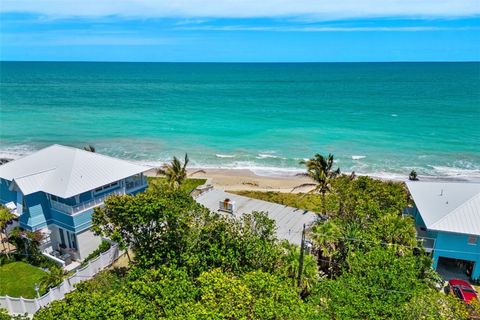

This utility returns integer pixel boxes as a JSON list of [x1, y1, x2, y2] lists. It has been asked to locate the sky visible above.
[[1, 0, 479, 62]]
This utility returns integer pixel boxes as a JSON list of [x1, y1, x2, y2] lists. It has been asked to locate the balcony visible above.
[[50, 189, 125, 215], [416, 226, 436, 253], [125, 177, 147, 192]]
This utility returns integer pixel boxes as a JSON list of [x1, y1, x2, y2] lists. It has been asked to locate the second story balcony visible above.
[[416, 226, 436, 253], [49, 176, 147, 215], [125, 176, 147, 192], [50, 188, 125, 215]]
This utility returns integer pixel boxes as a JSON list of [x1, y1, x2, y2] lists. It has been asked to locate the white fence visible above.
[[0, 244, 121, 316]]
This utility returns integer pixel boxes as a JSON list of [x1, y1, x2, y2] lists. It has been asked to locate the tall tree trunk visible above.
[[2, 228, 10, 258]]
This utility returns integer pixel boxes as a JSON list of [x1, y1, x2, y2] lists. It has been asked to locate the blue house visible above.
[[406, 181, 480, 281], [0, 145, 149, 266]]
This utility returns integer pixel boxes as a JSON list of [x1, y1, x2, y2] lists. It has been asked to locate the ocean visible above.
[[1, 62, 479, 180]]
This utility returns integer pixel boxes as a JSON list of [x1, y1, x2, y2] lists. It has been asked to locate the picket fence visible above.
[[0, 244, 120, 316]]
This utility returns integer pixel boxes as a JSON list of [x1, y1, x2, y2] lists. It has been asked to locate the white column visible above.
[[16, 192, 23, 215]]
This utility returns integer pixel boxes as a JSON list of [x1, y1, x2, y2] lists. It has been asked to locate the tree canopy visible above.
[[29, 173, 475, 320]]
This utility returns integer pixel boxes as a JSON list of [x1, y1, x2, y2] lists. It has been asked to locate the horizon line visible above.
[[1, 60, 479, 64]]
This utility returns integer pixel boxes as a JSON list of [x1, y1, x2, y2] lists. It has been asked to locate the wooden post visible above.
[[297, 224, 306, 288]]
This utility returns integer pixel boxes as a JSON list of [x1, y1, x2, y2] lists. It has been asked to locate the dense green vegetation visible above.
[[0, 262, 46, 298], [3, 154, 474, 319], [35, 189, 313, 319], [0, 205, 15, 255]]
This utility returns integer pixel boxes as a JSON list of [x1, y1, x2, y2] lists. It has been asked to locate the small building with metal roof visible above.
[[0, 145, 149, 268], [406, 181, 480, 281], [195, 188, 319, 244]]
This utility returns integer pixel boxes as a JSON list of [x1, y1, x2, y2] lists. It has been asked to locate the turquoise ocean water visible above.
[[1, 62, 479, 180]]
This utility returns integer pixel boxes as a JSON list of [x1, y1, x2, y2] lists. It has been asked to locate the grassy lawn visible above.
[[231, 190, 325, 213], [147, 177, 206, 193], [0, 261, 47, 298]]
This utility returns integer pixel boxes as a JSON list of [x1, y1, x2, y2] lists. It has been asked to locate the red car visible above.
[[448, 279, 478, 303]]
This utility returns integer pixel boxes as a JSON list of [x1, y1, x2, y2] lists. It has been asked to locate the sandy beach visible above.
[[145, 168, 315, 193], [145, 167, 464, 193]]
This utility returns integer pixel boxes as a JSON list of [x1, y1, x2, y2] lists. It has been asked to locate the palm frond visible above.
[[291, 183, 317, 192], [189, 169, 206, 176], [295, 172, 310, 177]]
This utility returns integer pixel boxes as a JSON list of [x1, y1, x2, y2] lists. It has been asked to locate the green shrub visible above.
[[80, 240, 111, 266]]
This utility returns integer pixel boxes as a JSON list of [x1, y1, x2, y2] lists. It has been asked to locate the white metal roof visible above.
[[406, 181, 480, 236], [0, 144, 149, 198], [195, 188, 318, 244]]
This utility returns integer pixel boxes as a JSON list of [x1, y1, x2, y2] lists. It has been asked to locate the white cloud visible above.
[[175, 25, 479, 32], [1, 0, 479, 20]]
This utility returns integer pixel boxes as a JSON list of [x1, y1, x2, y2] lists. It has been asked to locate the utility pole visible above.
[[297, 224, 306, 288]]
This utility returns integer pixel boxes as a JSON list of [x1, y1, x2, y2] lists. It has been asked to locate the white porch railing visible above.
[[417, 236, 436, 253], [0, 244, 121, 316], [50, 189, 125, 215], [125, 178, 147, 191]]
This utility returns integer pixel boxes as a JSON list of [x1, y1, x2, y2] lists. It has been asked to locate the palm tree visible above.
[[409, 170, 419, 181], [156, 154, 206, 191], [379, 214, 417, 249], [293, 153, 340, 215], [0, 205, 14, 256], [157, 154, 190, 190], [83, 145, 96, 152], [310, 221, 342, 273], [39, 265, 65, 291], [279, 241, 319, 295]]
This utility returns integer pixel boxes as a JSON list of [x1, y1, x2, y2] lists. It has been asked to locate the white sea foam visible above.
[[0, 145, 38, 160], [431, 166, 480, 179], [351, 155, 366, 160], [2, 144, 480, 183], [391, 114, 398, 117], [359, 171, 409, 181], [215, 154, 236, 158], [257, 153, 279, 159]]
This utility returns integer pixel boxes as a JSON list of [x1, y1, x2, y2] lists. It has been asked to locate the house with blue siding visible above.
[[406, 181, 480, 281], [0, 145, 149, 265]]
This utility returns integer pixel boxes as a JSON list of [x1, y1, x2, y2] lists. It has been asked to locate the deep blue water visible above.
[[1, 62, 479, 180]]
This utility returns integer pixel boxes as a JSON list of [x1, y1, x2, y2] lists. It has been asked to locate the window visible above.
[[70, 234, 77, 250], [453, 287, 463, 300], [468, 235, 478, 245], [59, 228, 66, 247], [94, 181, 119, 194], [66, 231, 72, 248]]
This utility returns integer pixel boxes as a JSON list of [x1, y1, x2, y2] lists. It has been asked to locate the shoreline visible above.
[[144, 167, 480, 193], [2, 148, 479, 188]]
